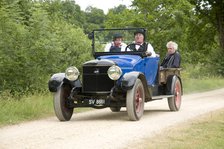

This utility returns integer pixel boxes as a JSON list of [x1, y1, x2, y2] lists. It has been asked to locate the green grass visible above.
[[183, 77, 224, 94], [139, 109, 224, 149], [0, 94, 90, 127], [1, 77, 224, 126], [0, 94, 53, 126]]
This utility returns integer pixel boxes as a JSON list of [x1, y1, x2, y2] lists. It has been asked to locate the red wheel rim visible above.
[[135, 86, 143, 113], [175, 80, 181, 108]]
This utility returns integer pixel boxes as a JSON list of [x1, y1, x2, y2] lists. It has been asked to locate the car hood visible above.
[[98, 55, 141, 68]]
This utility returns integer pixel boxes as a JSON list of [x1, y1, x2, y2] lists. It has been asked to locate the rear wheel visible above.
[[168, 76, 182, 111], [53, 85, 74, 121], [126, 79, 145, 121]]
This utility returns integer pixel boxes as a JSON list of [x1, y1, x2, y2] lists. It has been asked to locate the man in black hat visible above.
[[104, 33, 127, 52], [129, 29, 156, 57]]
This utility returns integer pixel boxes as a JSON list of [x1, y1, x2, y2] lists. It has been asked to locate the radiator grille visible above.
[[83, 66, 114, 92]]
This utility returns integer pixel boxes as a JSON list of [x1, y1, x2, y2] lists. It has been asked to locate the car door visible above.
[[144, 57, 159, 85]]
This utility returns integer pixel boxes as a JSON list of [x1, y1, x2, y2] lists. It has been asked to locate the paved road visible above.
[[1, 88, 224, 149]]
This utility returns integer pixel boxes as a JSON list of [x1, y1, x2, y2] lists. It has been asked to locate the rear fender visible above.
[[166, 75, 183, 95]]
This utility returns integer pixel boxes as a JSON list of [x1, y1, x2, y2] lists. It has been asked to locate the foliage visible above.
[[41, 0, 85, 27], [187, 0, 224, 75], [188, 0, 224, 50], [105, 0, 224, 75], [0, 0, 224, 97], [83, 6, 106, 33], [0, 0, 92, 96], [105, 1, 194, 59]]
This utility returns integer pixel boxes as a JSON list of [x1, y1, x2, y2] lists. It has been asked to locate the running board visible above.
[[151, 95, 174, 100]]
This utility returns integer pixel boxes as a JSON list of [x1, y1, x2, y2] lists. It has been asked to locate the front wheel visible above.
[[168, 76, 182, 111], [126, 79, 145, 121], [53, 85, 74, 121]]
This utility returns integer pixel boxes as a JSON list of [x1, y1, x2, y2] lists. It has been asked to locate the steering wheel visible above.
[[125, 43, 145, 52]]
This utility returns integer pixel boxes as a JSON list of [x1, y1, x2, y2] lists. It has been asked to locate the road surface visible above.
[[0, 88, 224, 149]]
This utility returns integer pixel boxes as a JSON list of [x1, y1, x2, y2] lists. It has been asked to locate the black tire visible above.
[[53, 85, 73, 121], [110, 107, 121, 112], [168, 76, 182, 111], [126, 79, 145, 121]]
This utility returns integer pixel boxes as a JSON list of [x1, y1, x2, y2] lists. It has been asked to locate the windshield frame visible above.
[[91, 28, 147, 58]]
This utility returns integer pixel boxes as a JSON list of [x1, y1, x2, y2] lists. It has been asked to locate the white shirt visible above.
[[104, 42, 127, 52], [133, 42, 156, 57]]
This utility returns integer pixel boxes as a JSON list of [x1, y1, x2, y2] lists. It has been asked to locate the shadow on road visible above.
[[66, 108, 171, 122]]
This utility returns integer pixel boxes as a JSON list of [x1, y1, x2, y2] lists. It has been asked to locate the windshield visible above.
[[93, 28, 146, 53]]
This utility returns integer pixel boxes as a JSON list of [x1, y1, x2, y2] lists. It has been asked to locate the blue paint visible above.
[[98, 55, 160, 85]]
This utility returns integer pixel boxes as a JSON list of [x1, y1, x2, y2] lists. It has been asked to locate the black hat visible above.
[[113, 33, 123, 41], [134, 29, 145, 38]]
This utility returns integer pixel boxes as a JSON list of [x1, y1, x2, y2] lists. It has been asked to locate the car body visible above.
[[48, 28, 183, 121]]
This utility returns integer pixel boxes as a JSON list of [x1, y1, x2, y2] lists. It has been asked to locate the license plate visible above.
[[88, 99, 105, 105]]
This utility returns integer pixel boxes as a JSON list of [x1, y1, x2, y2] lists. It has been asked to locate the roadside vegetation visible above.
[[0, 93, 93, 126], [0, 94, 53, 126], [137, 109, 224, 149]]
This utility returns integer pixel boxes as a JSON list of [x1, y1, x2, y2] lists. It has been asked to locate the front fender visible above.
[[48, 73, 82, 92], [121, 71, 152, 101], [121, 71, 143, 90], [48, 73, 65, 92]]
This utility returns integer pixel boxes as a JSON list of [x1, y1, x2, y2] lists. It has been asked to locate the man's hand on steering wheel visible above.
[[125, 43, 144, 51], [125, 43, 152, 56]]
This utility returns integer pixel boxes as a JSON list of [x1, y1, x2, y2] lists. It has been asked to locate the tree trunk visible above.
[[215, 0, 224, 50]]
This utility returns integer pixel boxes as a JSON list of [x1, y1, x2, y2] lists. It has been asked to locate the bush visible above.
[[0, 1, 92, 97]]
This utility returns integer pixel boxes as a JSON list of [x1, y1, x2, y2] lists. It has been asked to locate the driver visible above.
[[104, 33, 127, 52], [129, 29, 156, 57]]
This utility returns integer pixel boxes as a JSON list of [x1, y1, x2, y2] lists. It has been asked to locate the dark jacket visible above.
[[129, 42, 148, 51], [160, 51, 181, 68], [109, 46, 121, 52]]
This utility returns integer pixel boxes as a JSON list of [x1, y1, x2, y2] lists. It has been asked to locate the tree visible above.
[[187, 0, 224, 75], [188, 0, 224, 50], [108, 4, 127, 14], [105, 4, 147, 28], [41, 0, 86, 27], [0, 0, 92, 96], [84, 6, 106, 33], [105, 0, 195, 61]]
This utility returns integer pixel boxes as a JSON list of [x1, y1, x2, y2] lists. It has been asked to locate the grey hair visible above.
[[166, 41, 178, 50]]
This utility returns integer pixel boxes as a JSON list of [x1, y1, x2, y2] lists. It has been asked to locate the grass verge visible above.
[[136, 109, 224, 149], [0, 94, 53, 126], [0, 94, 90, 127], [183, 77, 224, 94]]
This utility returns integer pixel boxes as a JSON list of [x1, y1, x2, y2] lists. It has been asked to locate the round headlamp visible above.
[[65, 66, 80, 81], [107, 65, 122, 80]]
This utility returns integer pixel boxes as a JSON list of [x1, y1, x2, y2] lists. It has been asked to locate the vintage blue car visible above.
[[48, 28, 183, 121]]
